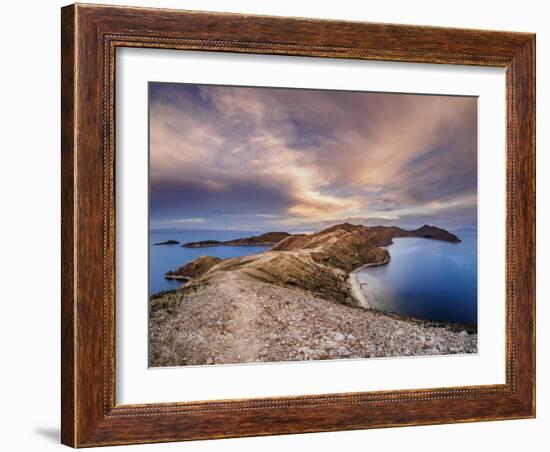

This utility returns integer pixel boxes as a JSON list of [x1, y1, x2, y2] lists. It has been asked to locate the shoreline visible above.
[[348, 258, 391, 309]]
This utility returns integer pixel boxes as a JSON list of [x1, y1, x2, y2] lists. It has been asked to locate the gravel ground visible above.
[[149, 273, 477, 367]]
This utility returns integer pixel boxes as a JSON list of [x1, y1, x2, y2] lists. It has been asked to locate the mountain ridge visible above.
[[165, 223, 460, 305], [151, 223, 474, 366]]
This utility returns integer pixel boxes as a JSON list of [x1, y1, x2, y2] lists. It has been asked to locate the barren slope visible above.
[[150, 274, 476, 366], [150, 223, 474, 366]]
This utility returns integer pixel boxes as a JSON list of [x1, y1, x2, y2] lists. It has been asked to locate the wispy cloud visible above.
[[149, 83, 477, 230], [173, 218, 205, 224]]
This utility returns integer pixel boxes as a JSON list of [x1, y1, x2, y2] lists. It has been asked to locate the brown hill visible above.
[[410, 224, 461, 242], [170, 223, 459, 304], [272, 223, 459, 252], [224, 231, 291, 246], [164, 255, 222, 280]]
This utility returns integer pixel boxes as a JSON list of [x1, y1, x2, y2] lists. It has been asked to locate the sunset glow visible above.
[[149, 83, 477, 232]]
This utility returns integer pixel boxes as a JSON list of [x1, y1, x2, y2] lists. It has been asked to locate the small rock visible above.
[[337, 347, 350, 357]]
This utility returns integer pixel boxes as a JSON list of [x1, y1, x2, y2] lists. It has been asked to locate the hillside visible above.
[[150, 223, 474, 366], [150, 276, 476, 366], [170, 223, 459, 304]]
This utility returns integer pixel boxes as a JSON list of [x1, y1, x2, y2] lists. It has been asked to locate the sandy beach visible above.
[[348, 258, 391, 309]]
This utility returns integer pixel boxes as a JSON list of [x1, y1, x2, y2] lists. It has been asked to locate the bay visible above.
[[356, 229, 477, 325]]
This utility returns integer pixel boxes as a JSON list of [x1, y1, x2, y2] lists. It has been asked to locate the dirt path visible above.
[[221, 273, 261, 362], [149, 274, 477, 367]]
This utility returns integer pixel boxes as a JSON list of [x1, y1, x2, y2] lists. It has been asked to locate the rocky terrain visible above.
[[164, 255, 222, 280], [150, 223, 475, 366], [182, 231, 291, 248]]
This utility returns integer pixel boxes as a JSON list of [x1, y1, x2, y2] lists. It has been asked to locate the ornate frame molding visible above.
[[62, 4, 535, 447]]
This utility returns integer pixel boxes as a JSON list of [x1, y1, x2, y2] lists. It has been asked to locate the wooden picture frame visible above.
[[61, 3, 536, 447]]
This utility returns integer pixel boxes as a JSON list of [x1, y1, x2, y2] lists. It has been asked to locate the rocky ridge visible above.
[[150, 223, 475, 366]]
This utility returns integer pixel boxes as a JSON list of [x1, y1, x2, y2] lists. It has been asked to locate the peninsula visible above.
[[150, 223, 474, 366]]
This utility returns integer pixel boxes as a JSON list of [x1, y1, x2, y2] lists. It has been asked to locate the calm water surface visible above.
[[149, 229, 270, 296], [356, 229, 477, 325]]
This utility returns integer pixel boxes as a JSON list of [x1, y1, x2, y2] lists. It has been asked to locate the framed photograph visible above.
[[61, 3, 535, 447]]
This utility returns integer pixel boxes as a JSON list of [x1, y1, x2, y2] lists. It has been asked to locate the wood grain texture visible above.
[[60, 5, 76, 447], [60, 3, 536, 447]]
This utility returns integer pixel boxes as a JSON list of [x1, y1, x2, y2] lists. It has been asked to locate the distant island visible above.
[[153, 240, 180, 246], [150, 223, 474, 366], [181, 231, 292, 248]]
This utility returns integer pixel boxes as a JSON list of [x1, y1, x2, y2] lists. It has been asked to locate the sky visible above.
[[149, 82, 477, 232]]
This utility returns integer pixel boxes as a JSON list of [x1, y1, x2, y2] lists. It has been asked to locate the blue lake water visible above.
[[356, 229, 478, 325], [149, 229, 270, 296]]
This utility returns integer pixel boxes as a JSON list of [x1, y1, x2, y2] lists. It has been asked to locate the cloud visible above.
[[149, 83, 477, 230], [169, 218, 205, 225]]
